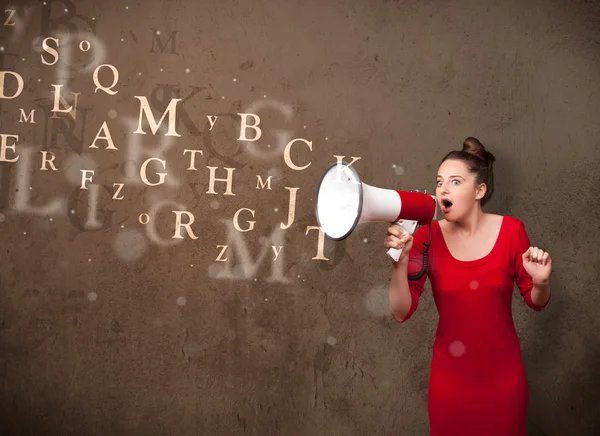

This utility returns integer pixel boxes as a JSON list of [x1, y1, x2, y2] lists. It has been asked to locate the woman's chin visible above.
[[443, 210, 458, 221]]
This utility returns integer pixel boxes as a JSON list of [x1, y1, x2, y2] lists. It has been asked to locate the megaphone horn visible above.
[[315, 160, 440, 262]]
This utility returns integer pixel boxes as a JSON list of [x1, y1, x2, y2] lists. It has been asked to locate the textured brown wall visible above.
[[1, 0, 599, 435]]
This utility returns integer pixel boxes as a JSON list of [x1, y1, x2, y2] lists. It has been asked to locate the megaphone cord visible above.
[[407, 223, 432, 281]]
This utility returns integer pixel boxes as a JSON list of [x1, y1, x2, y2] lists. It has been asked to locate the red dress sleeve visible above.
[[398, 224, 430, 323], [514, 219, 551, 311]]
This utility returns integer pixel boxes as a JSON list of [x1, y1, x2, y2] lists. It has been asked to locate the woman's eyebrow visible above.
[[436, 175, 465, 179]]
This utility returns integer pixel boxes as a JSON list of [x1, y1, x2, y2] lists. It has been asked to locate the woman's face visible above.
[[435, 159, 485, 220]]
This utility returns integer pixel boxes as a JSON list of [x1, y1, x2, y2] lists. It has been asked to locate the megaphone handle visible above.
[[387, 219, 419, 262]]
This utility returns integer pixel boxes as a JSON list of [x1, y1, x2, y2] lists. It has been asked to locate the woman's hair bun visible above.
[[462, 137, 495, 169]]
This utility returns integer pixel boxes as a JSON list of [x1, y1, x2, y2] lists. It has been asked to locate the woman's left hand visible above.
[[522, 246, 552, 285]]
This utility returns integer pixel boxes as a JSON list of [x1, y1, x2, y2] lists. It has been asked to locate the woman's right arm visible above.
[[385, 224, 426, 323], [389, 258, 414, 322]]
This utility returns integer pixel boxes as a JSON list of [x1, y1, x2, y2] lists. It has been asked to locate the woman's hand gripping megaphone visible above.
[[384, 219, 418, 263]]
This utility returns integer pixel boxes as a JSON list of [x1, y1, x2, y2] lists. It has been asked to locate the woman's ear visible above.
[[475, 183, 487, 201]]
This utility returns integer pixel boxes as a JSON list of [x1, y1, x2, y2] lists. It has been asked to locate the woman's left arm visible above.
[[531, 281, 551, 307], [515, 220, 552, 311]]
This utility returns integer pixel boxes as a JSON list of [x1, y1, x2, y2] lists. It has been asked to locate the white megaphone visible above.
[[315, 160, 441, 262]]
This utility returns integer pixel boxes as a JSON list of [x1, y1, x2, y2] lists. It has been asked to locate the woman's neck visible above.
[[446, 209, 487, 238]]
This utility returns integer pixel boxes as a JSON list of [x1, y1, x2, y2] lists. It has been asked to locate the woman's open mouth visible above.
[[441, 199, 453, 212]]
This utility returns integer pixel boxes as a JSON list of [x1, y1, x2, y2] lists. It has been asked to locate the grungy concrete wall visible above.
[[0, 0, 599, 435]]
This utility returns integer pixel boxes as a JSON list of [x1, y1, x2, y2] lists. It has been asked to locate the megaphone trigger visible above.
[[386, 218, 419, 262]]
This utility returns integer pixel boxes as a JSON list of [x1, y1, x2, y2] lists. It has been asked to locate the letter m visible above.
[[150, 29, 178, 54], [19, 109, 35, 123], [209, 220, 291, 283], [133, 96, 182, 137], [256, 175, 272, 190]]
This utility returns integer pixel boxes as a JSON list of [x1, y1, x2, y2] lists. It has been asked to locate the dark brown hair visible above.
[[440, 137, 496, 207]]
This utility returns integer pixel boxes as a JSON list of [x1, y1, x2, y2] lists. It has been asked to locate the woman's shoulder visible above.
[[414, 221, 434, 242], [494, 215, 530, 256], [496, 215, 528, 247], [496, 214, 525, 230]]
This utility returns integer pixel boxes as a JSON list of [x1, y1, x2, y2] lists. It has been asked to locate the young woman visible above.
[[385, 137, 552, 436]]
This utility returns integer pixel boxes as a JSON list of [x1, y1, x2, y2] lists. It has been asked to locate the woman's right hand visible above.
[[384, 224, 414, 264]]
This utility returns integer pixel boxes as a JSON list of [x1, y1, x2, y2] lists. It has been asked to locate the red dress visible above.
[[401, 215, 550, 436]]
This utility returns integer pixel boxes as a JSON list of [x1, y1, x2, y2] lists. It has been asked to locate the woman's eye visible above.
[[436, 180, 459, 187]]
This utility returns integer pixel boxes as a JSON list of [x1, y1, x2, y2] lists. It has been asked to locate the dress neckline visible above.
[[435, 216, 506, 265]]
